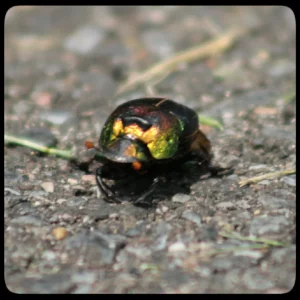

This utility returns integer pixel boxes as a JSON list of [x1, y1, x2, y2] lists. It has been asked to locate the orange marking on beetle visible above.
[[85, 140, 95, 149], [132, 161, 142, 171], [123, 144, 137, 157]]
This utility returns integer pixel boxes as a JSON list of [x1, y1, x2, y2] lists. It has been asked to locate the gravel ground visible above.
[[5, 6, 295, 294]]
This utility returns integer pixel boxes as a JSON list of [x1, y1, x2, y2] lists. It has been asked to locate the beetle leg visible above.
[[96, 166, 120, 202], [133, 176, 161, 204], [207, 164, 234, 176]]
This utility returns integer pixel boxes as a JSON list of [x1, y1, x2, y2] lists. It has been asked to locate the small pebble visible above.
[[161, 206, 169, 213], [52, 227, 68, 240], [57, 198, 67, 205], [64, 26, 105, 54], [172, 194, 191, 203], [249, 164, 269, 171], [216, 201, 235, 210], [41, 182, 54, 193], [281, 175, 296, 187], [81, 174, 96, 185], [182, 210, 202, 226], [67, 178, 78, 185], [168, 242, 186, 252], [258, 180, 270, 186], [41, 110, 74, 126]]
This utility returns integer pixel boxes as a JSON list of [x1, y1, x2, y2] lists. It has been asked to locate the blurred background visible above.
[[5, 6, 296, 293]]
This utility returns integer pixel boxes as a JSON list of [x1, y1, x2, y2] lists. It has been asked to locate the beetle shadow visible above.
[[109, 163, 233, 208]]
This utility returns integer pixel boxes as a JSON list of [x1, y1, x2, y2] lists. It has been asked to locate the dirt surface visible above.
[[5, 6, 295, 294]]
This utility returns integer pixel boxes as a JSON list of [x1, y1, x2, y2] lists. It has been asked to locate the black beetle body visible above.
[[96, 98, 216, 204]]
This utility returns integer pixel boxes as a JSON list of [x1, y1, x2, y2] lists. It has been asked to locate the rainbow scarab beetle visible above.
[[93, 97, 224, 204]]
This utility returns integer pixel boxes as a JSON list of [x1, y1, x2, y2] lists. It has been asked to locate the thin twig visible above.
[[219, 231, 288, 247], [4, 134, 74, 160], [239, 168, 296, 187], [116, 27, 248, 95]]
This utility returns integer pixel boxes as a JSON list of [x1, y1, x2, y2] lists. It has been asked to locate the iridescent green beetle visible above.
[[95, 98, 219, 204]]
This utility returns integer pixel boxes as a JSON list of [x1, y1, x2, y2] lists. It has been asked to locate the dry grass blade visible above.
[[219, 231, 288, 247], [116, 27, 248, 95], [239, 168, 296, 187]]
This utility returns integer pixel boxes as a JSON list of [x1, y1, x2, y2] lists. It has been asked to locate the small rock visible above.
[[254, 107, 278, 116], [142, 30, 174, 58], [270, 246, 296, 264], [168, 242, 186, 252], [251, 138, 264, 148], [41, 110, 75, 126], [258, 180, 270, 186], [233, 250, 263, 259], [11, 215, 44, 226], [67, 178, 78, 185], [33, 92, 53, 107], [227, 174, 239, 181], [64, 26, 105, 54], [249, 164, 269, 171], [172, 194, 191, 203], [216, 201, 235, 210], [71, 271, 96, 284], [41, 182, 54, 193], [243, 268, 274, 290], [13, 100, 31, 115], [250, 215, 290, 236], [81, 174, 96, 185], [41, 250, 57, 260], [28, 190, 48, 199], [161, 206, 168, 213], [57, 198, 67, 205], [63, 230, 126, 266], [212, 257, 233, 271], [267, 59, 295, 78], [236, 200, 252, 209], [126, 246, 152, 258], [253, 209, 261, 216], [258, 194, 295, 209], [281, 175, 296, 187], [66, 197, 86, 207], [182, 210, 202, 226], [52, 227, 68, 240]]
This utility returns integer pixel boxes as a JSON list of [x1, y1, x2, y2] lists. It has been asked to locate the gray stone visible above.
[[10, 215, 45, 226], [142, 30, 174, 58], [62, 230, 127, 266], [64, 26, 105, 54], [182, 210, 202, 225], [270, 246, 296, 264], [41, 110, 75, 126], [212, 257, 233, 271], [258, 194, 295, 209], [172, 194, 191, 203], [243, 268, 274, 290], [267, 59, 295, 78], [250, 215, 290, 236], [66, 197, 86, 207], [281, 175, 296, 187], [216, 201, 236, 210]]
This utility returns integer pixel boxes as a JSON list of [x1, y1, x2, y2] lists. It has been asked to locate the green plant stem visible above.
[[5, 134, 74, 159]]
